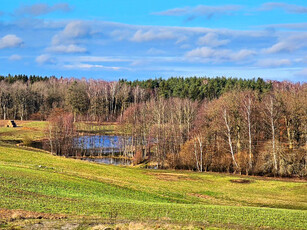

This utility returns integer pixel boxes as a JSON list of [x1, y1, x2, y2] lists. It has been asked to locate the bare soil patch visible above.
[[0, 209, 66, 221], [230, 179, 253, 184], [146, 172, 196, 181], [188, 193, 212, 200]]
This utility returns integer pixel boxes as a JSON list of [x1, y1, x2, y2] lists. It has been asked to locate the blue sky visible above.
[[0, 0, 306, 81]]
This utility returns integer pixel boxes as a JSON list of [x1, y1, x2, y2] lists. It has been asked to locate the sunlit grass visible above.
[[0, 120, 47, 141], [75, 121, 119, 135]]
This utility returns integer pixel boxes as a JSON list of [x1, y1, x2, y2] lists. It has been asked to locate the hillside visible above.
[[0, 121, 306, 229]]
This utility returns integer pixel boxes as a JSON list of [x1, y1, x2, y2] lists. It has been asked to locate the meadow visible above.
[[0, 121, 306, 229]]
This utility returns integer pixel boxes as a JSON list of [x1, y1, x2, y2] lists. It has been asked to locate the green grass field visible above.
[[0, 121, 306, 229]]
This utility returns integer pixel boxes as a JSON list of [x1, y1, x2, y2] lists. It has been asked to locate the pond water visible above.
[[81, 157, 132, 165], [32, 135, 135, 166], [74, 135, 130, 154]]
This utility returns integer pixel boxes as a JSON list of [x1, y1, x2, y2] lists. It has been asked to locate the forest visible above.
[[0, 74, 306, 177]]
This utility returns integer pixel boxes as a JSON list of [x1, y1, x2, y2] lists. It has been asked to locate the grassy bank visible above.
[[0, 121, 307, 229]]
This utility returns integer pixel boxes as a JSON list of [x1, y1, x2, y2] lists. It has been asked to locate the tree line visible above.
[[119, 81, 307, 176], [0, 75, 272, 121], [0, 74, 49, 84], [121, 76, 272, 100], [0, 76, 133, 121], [0, 74, 306, 176]]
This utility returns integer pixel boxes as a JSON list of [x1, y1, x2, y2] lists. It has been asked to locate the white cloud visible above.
[[180, 44, 191, 49], [16, 3, 71, 16], [46, 44, 87, 53], [265, 42, 291, 53], [131, 29, 176, 42], [186, 47, 216, 58], [264, 33, 307, 54], [153, 5, 241, 19], [295, 68, 307, 77], [60, 56, 129, 63], [52, 21, 91, 45], [13, 17, 66, 30], [36, 54, 56, 65], [111, 29, 132, 41], [256, 59, 291, 67], [260, 2, 307, 14], [0, 34, 23, 49], [153, 7, 188, 16], [147, 48, 166, 55], [197, 32, 229, 47], [175, 35, 188, 44], [62, 21, 90, 38], [112, 26, 192, 43], [186, 46, 255, 62], [8, 54, 22, 61], [263, 22, 307, 30], [130, 60, 147, 66], [64, 63, 121, 70], [232, 49, 255, 61]]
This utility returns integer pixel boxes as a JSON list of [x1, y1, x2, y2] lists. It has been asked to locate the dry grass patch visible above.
[[91, 221, 205, 230], [189, 193, 215, 200], [146, 172, 196, 181], [0, 209, 66, 221], [229, 179, 254, 184]]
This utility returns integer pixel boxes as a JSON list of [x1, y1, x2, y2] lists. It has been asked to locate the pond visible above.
[[81, 157, 132, 165], [32, 135, 135, 166], [74, 135, 130, 154]]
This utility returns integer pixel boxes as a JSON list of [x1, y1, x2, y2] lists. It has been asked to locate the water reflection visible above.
[[74, 135, 136, 157], [75, 135, 127, 154], [81, 157, 132, 165], [32, 135, 136, 166]]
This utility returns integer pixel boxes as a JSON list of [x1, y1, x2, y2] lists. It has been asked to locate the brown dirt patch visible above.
[[230, 179, 253, 184], [0, 208, 66, 221], [189, 193, 212, 199], [146, 172, 196, 181]]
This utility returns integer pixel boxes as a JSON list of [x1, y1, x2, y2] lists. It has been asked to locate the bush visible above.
[[133, 150, 143, 165], [23, 136, 33, 146]]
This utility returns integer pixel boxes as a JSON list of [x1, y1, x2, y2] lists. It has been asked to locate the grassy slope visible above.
[[0, 121, 307, 229], [0, 120, 46, 141]]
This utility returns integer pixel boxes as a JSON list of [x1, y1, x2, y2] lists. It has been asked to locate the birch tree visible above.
[[263, 93, 280, 174]]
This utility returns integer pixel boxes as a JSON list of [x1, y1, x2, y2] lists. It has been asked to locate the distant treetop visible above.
[[0, 74, 50, 84], [0, 74, 272, 100], [120, 77, 272, 100]]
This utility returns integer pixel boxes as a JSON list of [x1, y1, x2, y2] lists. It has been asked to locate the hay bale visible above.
[[6, 120, 17, 128]]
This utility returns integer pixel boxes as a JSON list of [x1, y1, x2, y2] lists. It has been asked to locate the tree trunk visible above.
[[193, 139, 200, 171], [197, 136, 203, 172], [49, 127, 54, 154], [245, 97, 253, 172], [285, 117, 293, 150], [223, 109, 239, 171], [270, 97, 278, 173], [3, 105, 6, 120]]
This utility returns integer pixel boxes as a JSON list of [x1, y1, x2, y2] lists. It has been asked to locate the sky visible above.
[[0, 0, 306, 82]]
